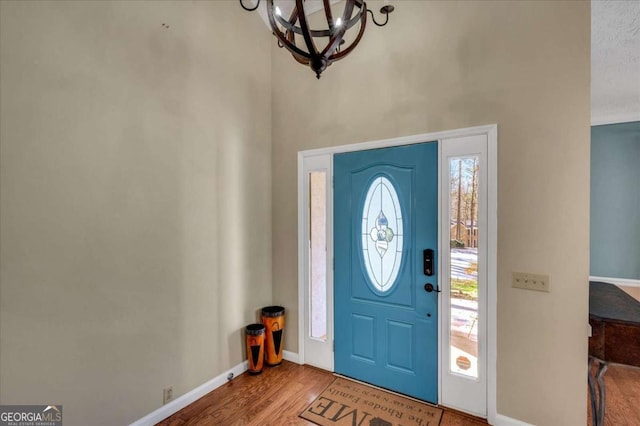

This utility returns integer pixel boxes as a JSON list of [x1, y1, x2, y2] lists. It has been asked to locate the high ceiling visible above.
[[247, 0, 640, 125], [591, 0, 640, 124]]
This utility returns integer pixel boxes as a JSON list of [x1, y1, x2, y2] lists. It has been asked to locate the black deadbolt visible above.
[[423, 249, 434, 276]]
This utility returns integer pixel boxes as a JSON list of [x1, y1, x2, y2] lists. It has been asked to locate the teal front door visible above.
[[334, 142, 438, 403]]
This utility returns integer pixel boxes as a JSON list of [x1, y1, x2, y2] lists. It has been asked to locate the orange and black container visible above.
[[261, 306, 285, 366], [245, 324, 265, 374]]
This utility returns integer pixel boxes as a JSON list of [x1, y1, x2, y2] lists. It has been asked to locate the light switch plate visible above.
[[512, 272, 550, 292]]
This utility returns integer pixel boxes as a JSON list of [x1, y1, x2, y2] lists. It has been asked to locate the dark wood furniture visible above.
[[588, 281, 640, 426], [589, 281, 640, 366]]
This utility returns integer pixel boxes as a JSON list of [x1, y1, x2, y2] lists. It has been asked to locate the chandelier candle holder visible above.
[[239, 0, 395, 78]]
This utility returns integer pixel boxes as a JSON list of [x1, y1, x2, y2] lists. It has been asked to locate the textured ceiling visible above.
[[247, 1, 640, 125], [592, 0, 640, 124]]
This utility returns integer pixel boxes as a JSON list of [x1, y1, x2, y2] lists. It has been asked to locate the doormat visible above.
[[300, 377, 443, 426]]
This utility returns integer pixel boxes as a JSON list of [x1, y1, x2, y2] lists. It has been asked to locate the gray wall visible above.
[[0, 2, 272, 425], [591, 121, 640, 280]]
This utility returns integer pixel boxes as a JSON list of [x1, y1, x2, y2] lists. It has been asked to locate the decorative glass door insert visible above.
[[361, 176, 404, 293]]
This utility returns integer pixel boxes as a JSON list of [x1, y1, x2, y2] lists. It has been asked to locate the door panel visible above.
[[334, 142, 438, 403]]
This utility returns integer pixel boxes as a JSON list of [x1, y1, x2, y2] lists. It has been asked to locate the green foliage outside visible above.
[[451, 279, 478, 300]]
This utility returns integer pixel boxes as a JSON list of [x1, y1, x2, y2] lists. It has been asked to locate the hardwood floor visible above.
[[158, 361, 640, 425], [157, 361, 487, 426], [587, 363, 640, 426]]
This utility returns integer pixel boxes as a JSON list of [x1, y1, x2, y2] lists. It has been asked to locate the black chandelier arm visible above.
[[322, 0, 335, 30], [367, 8, 390, 27], [287, 4, 300, 28], [281, 8, 311, 67], [295, 0, 320, 58], [291, 52, 311, 66], [276, 13, 328, 37], [330, 3, 367, 60], [272, 24, 309, 60], [320, 0, 356, 57], [275, 10, 361, 38], [239, 0, 260, 12], [267, 0, 312, 60], [285, 4, 299, 49]]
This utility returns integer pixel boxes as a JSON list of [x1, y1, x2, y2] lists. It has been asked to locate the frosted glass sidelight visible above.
[[361, 176, 403, 293], [309, 171, 327, 340]]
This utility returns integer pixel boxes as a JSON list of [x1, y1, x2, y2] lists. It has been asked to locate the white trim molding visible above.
[[590, 275, 640, 288], [297, 124, 498, 424], [297, 153, 306, 367], [487, 125, 498, 426], [297, 153, 334, 372], [129, 360, 248, 426], [591, 113, 640, 126], [493, 413, 534, 426], [439, 133, 492, 417], [283, 350, 301, 364], [298, 125, 499, 158]]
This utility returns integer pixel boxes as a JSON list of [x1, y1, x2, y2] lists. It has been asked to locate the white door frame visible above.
[[298, 154, 335, 370], [297, 124, 497, 423], [439, 134, 490, 417]]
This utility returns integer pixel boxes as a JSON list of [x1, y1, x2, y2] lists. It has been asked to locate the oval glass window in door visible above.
[[361, 176, 404, 293]]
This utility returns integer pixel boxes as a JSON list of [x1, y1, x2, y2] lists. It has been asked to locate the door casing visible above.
[[297, 124, 498, 423]]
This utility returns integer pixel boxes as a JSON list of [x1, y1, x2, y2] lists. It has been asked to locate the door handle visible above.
[[424, 283, 441, 293]]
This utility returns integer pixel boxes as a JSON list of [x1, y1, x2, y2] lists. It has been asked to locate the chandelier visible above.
[[239, 0, 395, 79]]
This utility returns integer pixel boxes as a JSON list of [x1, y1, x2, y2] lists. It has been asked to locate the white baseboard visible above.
[[590, 275, 640, 288], [129, 360, 249, 426], [493, 413, 534, 426], [283, 350, 300, 364]]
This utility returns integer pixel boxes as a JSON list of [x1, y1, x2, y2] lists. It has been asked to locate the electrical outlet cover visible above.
[[163, 386, 173, 405]]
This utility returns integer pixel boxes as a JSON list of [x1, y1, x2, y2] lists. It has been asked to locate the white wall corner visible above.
[[590, 276, 640, 288], [493, 413, 534, 426], [128, 360, 249, 426], [283, 350, 300, 364]]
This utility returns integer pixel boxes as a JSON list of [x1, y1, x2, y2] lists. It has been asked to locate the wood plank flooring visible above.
[[587, 363, 640, 426], [157, 361, 487, 426], [157, 360, 640, 425]]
